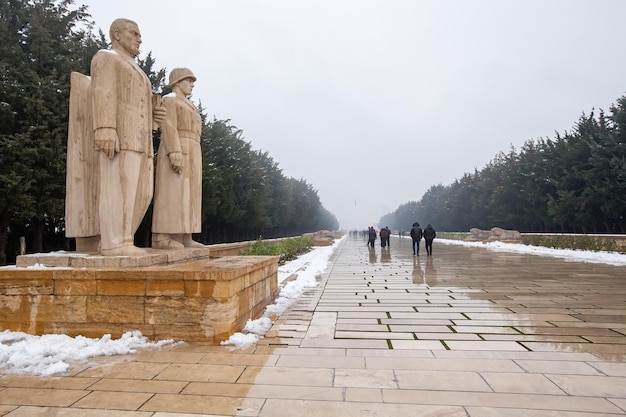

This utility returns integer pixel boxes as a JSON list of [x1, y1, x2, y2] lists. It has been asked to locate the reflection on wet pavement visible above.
[[1, 235, 625, 416], [324, 236, 626, 360]]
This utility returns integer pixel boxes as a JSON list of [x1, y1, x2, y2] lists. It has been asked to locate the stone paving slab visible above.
[[1, 235, 626, 416]]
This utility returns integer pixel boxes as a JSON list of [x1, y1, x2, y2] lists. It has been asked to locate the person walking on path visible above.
[[367, 226, 377, 248], [423, 223, 437, 256], [379, 227, 388, 248], [410, 222, 422, 256], [384, 226, 391, 247]]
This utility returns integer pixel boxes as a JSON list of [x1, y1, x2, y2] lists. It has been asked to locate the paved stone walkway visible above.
[[1, 235, 626, 416]]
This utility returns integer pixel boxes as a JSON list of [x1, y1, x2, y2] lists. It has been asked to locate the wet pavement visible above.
[[1, 235, 626, 416]]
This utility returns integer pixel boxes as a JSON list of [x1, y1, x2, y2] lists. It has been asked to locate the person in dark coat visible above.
[[409, 222, 422, 256], [385, 226, 391, 247], [423, 223, 437, 256], [367, 226, 377, 248], [379, 227, 388, 248]]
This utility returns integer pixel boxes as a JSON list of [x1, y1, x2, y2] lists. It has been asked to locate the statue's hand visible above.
[[94, 128, 119, 159], [169, 151, 183, 174], [153, 106, 166, 125]]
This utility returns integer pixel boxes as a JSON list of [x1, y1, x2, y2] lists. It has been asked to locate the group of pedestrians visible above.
[[365, 223, 436, 256], [410, 222, 436, 256], [367, 226, 392, 248]]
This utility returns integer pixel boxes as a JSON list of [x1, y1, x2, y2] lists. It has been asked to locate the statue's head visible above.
[[109, 18, 141, 57], [169, 68, 197, 87]]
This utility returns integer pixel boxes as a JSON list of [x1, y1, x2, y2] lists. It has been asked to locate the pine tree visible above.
[[0, 0, 100, 264]]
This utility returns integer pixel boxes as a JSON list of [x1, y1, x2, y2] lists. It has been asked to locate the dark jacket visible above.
[[410, 226, 422, 241], [423, 225, 436, 240]]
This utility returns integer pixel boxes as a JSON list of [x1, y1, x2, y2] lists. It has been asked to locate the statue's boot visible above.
[[101, 245, 147, 256], [152, 234, 184, 250], [182, 234, 205, 248]]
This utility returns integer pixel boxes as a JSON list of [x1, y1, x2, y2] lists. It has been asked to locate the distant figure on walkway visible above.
[[423, 223, 437, 256], [367, 226, 377, 248], [410, 222, 422, 256], [379, 227, 388, 248], [384, 226, 391, 247]]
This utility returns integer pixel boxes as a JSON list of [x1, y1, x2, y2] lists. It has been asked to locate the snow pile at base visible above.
[[220, 236, 345, 349], [0, 330, 180, 376]]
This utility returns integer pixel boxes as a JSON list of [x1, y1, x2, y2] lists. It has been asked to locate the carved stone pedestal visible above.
[[1, 250, 279, 344]]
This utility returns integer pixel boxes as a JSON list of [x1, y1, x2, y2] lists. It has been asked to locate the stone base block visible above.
[[0, 255, 279, 344], [15, 247, 212, 268]]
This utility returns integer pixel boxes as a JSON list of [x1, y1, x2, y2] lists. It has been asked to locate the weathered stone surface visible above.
[[163, 247, 210, 263], [302, 230, 342, 246], [152, 323, 214, 342], [16, 247, 210, 268], [0, 270, 55, 295], [44, 322, 155, 340], [0, 255, 278, 344], [201, 297, 241, 342], [466, 227, 522, 243], [213, 277, 245, 298], [0, 294, 87, 333], [488, 226, 522, 242], [38, 294, 88, 323], [145, 296, 207, 324], [466, 228, 492, 241], [96, 278, 147, 296], [184, 279, 216, 297], [146, 279, 185, 297], [87, 295, 145, 323], [55, 275, 97, 296]]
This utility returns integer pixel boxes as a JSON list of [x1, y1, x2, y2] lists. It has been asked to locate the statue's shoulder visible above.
[[162, 92, 178, 105], [93, 49, 120, 64], [163, 93, 191, 108]]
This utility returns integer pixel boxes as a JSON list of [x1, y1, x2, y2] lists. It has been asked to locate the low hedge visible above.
[[521, 234, 620, 253], [241, 236, 315, 265]]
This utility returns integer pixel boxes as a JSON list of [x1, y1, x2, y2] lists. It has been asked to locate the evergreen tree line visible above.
[[380, 97, 626, 234], [0, 0, 337, 265]]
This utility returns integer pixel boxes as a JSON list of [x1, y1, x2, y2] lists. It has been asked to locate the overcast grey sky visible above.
[[79, 0, 626, 230]]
